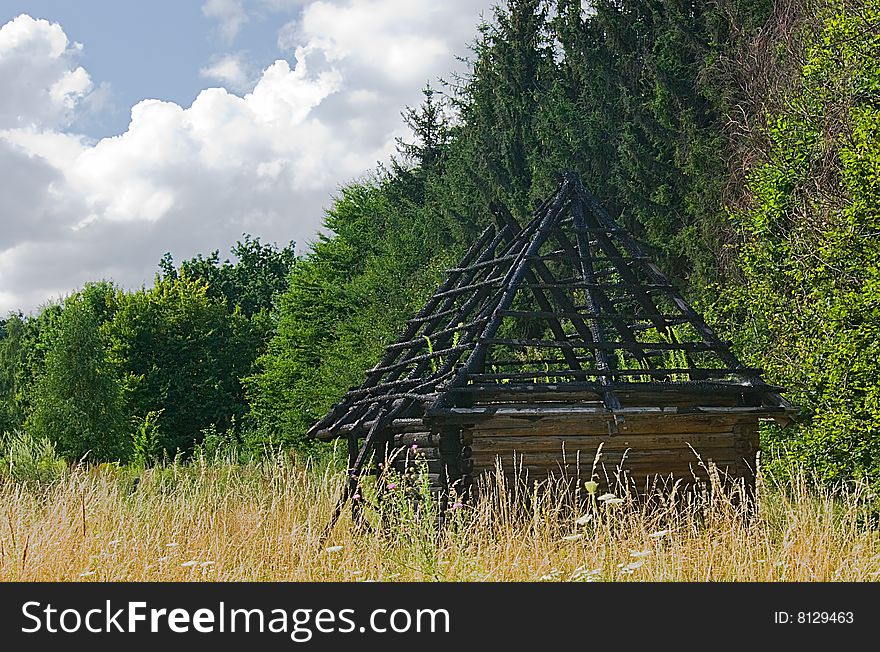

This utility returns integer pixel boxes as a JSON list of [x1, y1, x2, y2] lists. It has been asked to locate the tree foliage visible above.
[[720, 0, 880, 484], [26, 286, 128, 461], [2, 0, 877, 487]]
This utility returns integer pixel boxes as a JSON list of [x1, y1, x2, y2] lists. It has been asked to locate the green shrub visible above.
[[131, 410, 163, 466], [721, 0, 880, 488], [0, 430, 67, 485]]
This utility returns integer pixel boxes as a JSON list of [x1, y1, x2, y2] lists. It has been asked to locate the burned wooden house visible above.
[[308, 173, 794, 522]]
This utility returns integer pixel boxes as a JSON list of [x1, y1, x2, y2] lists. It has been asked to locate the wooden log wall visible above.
[[376, 410, 760, 505], [466, 413, 759, 492]]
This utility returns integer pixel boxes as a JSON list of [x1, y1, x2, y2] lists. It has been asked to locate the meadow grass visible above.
[[1, 451, 878, 582]]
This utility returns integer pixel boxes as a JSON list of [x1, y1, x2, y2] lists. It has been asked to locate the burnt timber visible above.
[[308, 172, 796, 533]]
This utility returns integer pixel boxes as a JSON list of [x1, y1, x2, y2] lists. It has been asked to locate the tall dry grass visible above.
[[0, 452, 878, 581]]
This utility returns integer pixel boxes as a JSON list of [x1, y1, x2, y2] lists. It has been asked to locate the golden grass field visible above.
[[1, 452, 879, 582]]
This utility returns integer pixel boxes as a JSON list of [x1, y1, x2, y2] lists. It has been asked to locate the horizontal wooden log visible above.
[[445, 253, 520, 274], [447, 380, 783, 402], [385, 318, 490, 352], [520, 281, 670, 291], [480, 338, 731, 352], [468, 432, 745, 453], [389, 447, 443, 462], [428, 405, 784, 426], [391, 432, 440, 447], [368, 344, 468, 375], [497, 309, 694, 324], [469, 460, 750, 480], [469, 471, 753, 495], [464, 414, 756, 435], [430, 276, 506, 300], [407, 305, 468, 325], [316, 417, 432, 440], [469, 367, 764, 382], [471, 464, 724, 478]]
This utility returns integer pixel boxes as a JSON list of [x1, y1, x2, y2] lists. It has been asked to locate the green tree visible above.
[[245, 178, 449, 448], [158, 236, 296, 318], [0, 315, 29, 434], [106, 274, 261, 454], [396, 84, 451, 171], [26, 290, 128, 461]]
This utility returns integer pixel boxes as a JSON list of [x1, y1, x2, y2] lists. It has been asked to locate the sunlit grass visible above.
[[1, 452, 878, 581]]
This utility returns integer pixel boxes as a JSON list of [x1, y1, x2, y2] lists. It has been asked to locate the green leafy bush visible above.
[[0, 431, 67, 485], [721, 0, 880, 487]]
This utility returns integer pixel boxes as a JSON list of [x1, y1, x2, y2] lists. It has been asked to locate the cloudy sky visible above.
[[0, 1, 496, 315]]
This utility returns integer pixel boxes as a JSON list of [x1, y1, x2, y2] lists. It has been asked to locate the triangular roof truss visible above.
[[309, 173, 790, 442]]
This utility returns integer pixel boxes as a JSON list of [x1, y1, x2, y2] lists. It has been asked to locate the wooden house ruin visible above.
[[308, 173, 795, 527]]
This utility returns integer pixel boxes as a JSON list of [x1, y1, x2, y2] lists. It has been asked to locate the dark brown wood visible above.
[[481, 338, 732, 352], [311, 172, 791, 539], [427, 405, 782, 427], [498, 309, 692, 323], [446, 381, 779, 403], [468, 367, 763, 382]]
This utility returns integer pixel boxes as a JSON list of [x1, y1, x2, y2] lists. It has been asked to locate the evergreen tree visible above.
[[396, 84, 451, 171]]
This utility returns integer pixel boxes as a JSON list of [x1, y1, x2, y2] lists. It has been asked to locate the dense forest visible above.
[[1, 0, 878, 489]]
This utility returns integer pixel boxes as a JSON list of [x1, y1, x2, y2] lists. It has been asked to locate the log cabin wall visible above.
[[380, 410, 760, 500], [464, 413, 760, 492]]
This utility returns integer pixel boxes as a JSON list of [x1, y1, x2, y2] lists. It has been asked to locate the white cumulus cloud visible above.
[[0, 14, 93, 129], [0, 2, 493, 315], [200, 53, 253, 92]]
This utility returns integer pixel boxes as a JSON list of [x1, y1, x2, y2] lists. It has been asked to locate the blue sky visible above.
[[2, 1, 313, 137], [4, 2, 214, 136], [0, 1, 496, 314]]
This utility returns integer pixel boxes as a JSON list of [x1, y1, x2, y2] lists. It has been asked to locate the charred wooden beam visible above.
[[481, 338, 732, 352], [467, 366, 764, 381]]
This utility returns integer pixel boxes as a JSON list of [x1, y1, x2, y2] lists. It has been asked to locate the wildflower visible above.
[[584, 480, 598, 495], [575, 513, 592, 526], [410, 444, 418, 452], [619, 560, 644, 574], [450, 502, 463, 511], [387, 482, 397, 490], [571, 566, 601, 581], [648, 529, 670, 539]]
